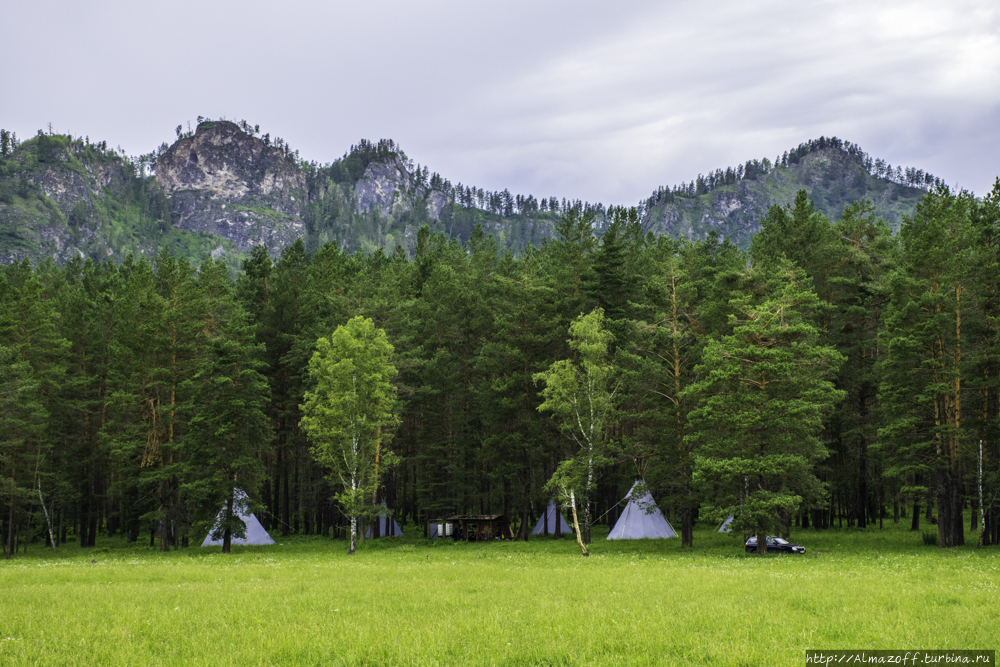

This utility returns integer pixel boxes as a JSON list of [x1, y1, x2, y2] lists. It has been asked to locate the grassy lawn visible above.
[[0, 521, 996, 666]]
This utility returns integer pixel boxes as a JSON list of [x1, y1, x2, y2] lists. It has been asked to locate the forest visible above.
[[2, 180, 999, 559]]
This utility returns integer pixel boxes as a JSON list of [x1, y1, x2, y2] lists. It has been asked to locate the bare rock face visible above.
[[156, 121, 306, 251], [354, 157, 412, 217], [353, 156, 452, 221], [31, 159, 118, 216], [426, 190, 450, 221]]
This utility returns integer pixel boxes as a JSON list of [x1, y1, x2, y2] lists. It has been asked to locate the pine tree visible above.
[[478, 244, 560, 539], [879, 186, 976, 547], [968, 180, 1000, 544], [183, 300, 272, 553], [684, 260, 845, 551], [0, 267, 68, 556], [0, 344, 47, 557], [620, 234, 742, 546]]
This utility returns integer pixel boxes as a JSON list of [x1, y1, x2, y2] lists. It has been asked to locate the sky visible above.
[[2, 0, 998, 205]]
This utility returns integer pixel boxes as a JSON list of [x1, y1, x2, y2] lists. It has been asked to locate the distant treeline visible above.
[[2, 180, 999, 557]]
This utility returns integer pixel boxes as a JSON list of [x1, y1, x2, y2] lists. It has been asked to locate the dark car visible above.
[[745, 535, 806, 554]]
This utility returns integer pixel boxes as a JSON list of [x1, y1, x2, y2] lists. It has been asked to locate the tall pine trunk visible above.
[[222, 494, 233, 554]]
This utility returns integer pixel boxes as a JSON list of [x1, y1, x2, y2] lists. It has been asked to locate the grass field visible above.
[[0, 521, 996, 666]]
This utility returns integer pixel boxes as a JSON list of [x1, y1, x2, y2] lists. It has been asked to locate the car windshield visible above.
[[772, 537, 789, 545]]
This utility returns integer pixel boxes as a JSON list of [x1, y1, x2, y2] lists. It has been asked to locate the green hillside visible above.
[[641, 137, 935, 248]]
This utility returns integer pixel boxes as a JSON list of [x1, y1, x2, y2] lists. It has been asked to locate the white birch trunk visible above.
[[38, 480, 55, 551], [569, 489, 589, 557], [979, 439, 985, 547]]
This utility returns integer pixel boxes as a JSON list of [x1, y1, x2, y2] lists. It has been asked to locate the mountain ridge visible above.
[[0, 121, 943, 267]]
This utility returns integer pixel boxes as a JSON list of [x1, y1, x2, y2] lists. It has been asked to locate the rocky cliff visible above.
[[352, 156, 452, 222], [298, 147, 458, 256], [156, 121, 306, 252]]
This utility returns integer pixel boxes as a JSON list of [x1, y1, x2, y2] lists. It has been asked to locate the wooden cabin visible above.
[[442, 514, 513, 542]]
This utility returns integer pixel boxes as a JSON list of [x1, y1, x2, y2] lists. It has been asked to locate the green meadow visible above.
[[0, 523, 996, 666]]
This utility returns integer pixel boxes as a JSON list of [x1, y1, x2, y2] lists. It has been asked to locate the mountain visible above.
[[640, 137, 936, 247], [0, 122, 941, 268], [156, 119, 307, 252]]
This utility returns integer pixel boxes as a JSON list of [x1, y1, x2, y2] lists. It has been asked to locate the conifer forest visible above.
[[2, 181, 1000, 558]]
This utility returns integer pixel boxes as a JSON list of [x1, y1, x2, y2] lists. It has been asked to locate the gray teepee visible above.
[[717, 516, 734, 532], [201, 489, 275, 547], [531, 500, 574, 535], [607, 481, 677, 540], [365, 503, 404, 537]]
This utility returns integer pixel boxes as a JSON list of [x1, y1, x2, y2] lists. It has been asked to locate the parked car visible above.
[[745, 535, 806, 554]]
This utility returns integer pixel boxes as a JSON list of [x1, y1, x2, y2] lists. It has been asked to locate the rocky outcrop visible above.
[[353, 155, 452, 221], [156, 121, 306, 251], [354, 158, 411, 217], [33, 166, 106, 215], [642, 182, 775, 248], [426, 190, 451, 221]]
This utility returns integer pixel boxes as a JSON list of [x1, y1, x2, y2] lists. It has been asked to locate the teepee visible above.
[[607, 481, 677, 540], [365, 503, 404, 537], [717, 516, 734, 532], [531, 500, 574, 535], [201, 489, 275, 547]]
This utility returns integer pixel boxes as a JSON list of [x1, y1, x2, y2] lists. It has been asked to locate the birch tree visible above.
[[535, 307, 617, 546], [300, 316, 398, 554]]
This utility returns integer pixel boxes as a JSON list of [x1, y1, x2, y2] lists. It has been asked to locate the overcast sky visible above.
[[3, 0, 998, 204]]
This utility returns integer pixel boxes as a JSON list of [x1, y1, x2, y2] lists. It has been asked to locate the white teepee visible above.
[[531, 500, 574, 535], [365, 502, 404, 537], [607, 481, 677, 540], [201, 489, 275, 547]]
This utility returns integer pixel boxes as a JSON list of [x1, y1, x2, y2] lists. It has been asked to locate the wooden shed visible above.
[[443, 514, 513, 542]]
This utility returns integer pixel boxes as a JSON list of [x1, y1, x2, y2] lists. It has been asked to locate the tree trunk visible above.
[[158, 478, 170, 553], [222, 494, 234, 554], [950, 472, 965, 546], [88, 512, 98, 548], [282, 459, 290, 537], [517, 485, 530, 542], [348, 515, 357, 555], [680, 505, 693, 548], [756, 532, 768, 555], [681, 471, 693, 547], [80, 487, 90, 548], [6, 488, 15, 559], [857, 441, 868, 528], [937, 469, 951, 548], [568, 490, 588, 557]]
